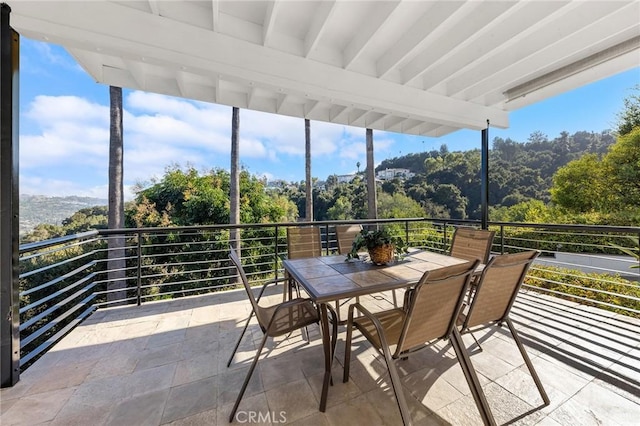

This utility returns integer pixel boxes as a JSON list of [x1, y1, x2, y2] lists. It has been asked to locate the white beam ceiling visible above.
[[9, 0, 640, 137]]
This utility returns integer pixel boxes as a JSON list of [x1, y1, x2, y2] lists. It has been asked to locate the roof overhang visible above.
[[9, 0, 640, 137]]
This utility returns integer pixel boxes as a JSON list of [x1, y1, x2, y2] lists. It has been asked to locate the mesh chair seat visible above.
[[257, 299, 319, 337], [352, 308, 406, 350]]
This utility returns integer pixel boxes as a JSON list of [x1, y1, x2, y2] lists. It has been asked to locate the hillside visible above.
[[20, 195, 107, 235]]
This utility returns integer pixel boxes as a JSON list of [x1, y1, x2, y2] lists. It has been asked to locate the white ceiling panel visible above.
[[8, 0, 640, 137]]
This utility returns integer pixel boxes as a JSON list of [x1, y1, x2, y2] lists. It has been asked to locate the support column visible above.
[[304, 119, 313, 221], [366, 128, 377, 220], [0, 3, 20, 387], [480, 120, 489, 230], [229, 107, 240, 252]]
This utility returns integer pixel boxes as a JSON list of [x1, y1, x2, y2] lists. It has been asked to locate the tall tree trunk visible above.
[[366, 128, 377, 220], [305, 119, 313, 222], [230, 107, 240, 254], [107, 86, 126, 304]]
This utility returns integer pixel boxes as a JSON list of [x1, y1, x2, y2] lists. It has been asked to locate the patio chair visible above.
[[449, 226, 495, 263], [285, 226, 322, 300], [458, 250, 550, 407], [335, 224, 363, 255], [343, 260, 496, 426], [226, 248, 337, 422], [449, 226, 495, 302]]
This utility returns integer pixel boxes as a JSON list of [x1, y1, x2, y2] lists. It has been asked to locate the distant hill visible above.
[[19, 195, 107, 235]]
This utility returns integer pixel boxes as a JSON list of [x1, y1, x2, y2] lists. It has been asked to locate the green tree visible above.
[[551, 154, 607, 212], [604, 127, 640, 208], [327, 196, 352, 220], [377, 192, 424, 219], [615, 85, 640, 136]]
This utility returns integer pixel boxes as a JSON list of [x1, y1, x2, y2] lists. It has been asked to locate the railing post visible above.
[[500, 225, 505, 254], [480, 121, 490, 230], [404, 220, 409, 247], [274, 225, 280, 282], [0, 3, 19, 388], [136, 232, 142, 306]]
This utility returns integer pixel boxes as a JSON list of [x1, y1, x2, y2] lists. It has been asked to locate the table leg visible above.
[[319, 303, 332, 412]]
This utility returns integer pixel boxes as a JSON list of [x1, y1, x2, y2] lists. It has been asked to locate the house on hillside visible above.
[[376, 168, 415, 181]]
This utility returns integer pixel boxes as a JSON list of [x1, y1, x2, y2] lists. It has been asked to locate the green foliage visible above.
[[327, 196, 353, 220], [490, 200, 553, 223], [21, 206, 108, 243], [551, 154, 608, 212], [604, 127, 640, 208], [549, 127, 640, 219], [615, 85, 640, 136], [346, 227, 407, 261], [129, 165, 295, 227], [526, 265, 639, 318], [610, 236, 639, 269], [377, 192, 424, 219]]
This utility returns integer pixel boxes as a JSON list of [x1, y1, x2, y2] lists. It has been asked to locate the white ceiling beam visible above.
[[247, 86, 257, 109], [11, 1, 508, 130], [463, 3, 640, 103], [445, 1, 618, 97], [349, 109, 368, 125], [122, 58, 147, 89], [384, 115, 407, 131], [505, 36, 640, 101], [211, 0, 220, 32], [366, 112, 387, 128], [418, 1, 563, 90], [176, 71, 188, 97], [376, 1, 469, 79], [343, 0, 402, 69], [505, 48, 639, 110], [276, 93, 288, 113], [400, 119, 422, 134], [402, 1, 520, 86], [384, 116, 407, 132], [330, 105, 348, 122], [148, 0, 160, 16], [262, 0, 280, 47], [304, 0, 337, 58], [304, 100, 320, 117]]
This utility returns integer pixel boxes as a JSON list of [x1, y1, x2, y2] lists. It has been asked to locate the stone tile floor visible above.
[[1, 286, 638, 425]]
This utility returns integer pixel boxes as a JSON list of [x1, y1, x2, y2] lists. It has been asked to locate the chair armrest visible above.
[[255, 278, 285, 302], [347, 303, 393, 351]]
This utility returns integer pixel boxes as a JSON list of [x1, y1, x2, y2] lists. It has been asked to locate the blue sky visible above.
[[19, 39, 640, 200]]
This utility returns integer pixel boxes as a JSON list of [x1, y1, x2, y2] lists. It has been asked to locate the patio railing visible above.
[[18, 218, 640, 369]]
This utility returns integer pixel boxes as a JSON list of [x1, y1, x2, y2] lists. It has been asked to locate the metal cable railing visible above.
[[18, 219, 640, 369]]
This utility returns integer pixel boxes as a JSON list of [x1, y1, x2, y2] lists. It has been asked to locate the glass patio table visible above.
[[283, 248, 480, 412]]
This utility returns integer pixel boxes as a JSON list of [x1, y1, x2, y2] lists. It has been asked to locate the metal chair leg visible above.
[[343, 306, 355, 383], [380, 345, 412, 425], [450, 328, 496, 426], [229, 331, 269, 422], [505, 318, 550, 405], [227, 311, 255, 367]]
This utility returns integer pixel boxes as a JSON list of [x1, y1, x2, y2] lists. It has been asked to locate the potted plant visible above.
[[346, 227, 407, 264]]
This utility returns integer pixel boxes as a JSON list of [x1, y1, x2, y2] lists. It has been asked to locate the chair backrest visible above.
[[462, 250, 539, 329], [449, 227, 495, 263], [228, 248, 262, 318], [287, 226, 322, 259], [335, 224, 363, 254], [397, 260, 479, 354]]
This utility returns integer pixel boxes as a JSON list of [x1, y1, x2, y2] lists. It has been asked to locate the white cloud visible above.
[[18, 91, 403, 197], [19, 176, 129, 200]]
